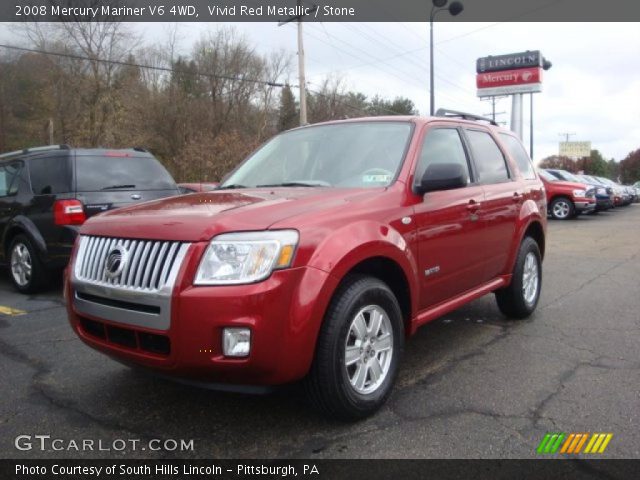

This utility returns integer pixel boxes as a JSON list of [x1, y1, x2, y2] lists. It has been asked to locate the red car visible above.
[[538, 169, 596, 220], [66, 111, 546, 419]]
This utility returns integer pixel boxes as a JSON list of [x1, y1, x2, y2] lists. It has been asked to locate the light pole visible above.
[[430, 0, 464, 116]]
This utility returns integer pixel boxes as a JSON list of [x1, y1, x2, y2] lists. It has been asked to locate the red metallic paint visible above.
[[67, 116, 547, 387]]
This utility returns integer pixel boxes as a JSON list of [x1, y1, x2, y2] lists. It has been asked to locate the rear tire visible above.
[[8, 234, 49, 294], [495, 236, 542, 319], [305, 275, 404, 421]]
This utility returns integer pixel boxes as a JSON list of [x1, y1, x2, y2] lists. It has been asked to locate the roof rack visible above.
[[435, 108, 498, 126], [0, 144, 70, 159]]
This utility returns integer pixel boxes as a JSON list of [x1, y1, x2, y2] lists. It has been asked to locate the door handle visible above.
[[466, 200, 481, 212], [513, 192, 524, 202]]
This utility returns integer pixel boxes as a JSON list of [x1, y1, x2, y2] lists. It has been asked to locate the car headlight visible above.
[[573, 189, 586, 198], [194, 230, 299, 285]]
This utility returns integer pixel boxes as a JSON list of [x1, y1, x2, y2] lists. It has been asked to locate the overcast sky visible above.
[[2, 21, 639, 162]]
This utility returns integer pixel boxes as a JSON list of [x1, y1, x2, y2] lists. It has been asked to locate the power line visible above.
[[0, 43, 285, 88]]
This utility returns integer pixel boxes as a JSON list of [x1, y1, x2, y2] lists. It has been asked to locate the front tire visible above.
[[305, 275, 404, 420], [8, 234, 49, 294], [495, 236, 542, 319], [549, 197, 575, 220]]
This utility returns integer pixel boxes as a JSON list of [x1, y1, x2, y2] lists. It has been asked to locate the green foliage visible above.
[[620, 149, 640, 184], [538, 155, 577, 172], [278, 85, 297, 132]]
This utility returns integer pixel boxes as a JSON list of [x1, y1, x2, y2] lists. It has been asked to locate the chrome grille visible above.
[[74, 235, 189, 291]]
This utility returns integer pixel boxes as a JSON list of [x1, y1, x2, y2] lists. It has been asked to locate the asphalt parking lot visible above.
[[1, 206, 639, 459]]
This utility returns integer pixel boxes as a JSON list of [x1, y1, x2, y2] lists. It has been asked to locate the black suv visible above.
[[0, 145, 179, 293]]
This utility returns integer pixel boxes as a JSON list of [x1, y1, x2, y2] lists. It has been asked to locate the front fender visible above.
[[284, 221, 418, 379], [306, 220, 419, 319]]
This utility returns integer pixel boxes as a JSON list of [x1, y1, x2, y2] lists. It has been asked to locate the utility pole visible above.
[[48, 118, 54, 145], [482, 95, 507, 122], [559, 132, 576, 142], [278, 1, 317, 126]]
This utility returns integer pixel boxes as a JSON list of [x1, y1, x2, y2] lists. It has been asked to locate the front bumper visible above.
[[595, 196, 613, 211], [574, 199, 596, 214], [67, 259, 334, 387]]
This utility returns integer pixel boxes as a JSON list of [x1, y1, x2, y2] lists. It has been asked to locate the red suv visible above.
[[66, 110, 546, 419], [538, 169, 596, 219]]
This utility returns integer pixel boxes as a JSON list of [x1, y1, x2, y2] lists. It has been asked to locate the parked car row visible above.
[[538, 168, 636, 220]]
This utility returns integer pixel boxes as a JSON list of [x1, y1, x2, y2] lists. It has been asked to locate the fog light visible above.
[[223, 328, 251, 357]]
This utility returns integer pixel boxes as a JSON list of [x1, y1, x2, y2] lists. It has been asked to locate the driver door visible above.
[[412, 126, 487, 310]]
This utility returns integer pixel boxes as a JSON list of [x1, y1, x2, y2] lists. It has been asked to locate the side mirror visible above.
[[415, 163, 467, 195]]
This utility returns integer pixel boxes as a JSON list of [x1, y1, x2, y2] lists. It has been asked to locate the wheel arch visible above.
[[2, 216, 48, 261]]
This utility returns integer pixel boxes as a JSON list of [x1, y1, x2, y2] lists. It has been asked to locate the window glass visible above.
[[414, 128, 470, 186], [538, 170, 558, 182], [29, 156, 71, 194], [466, 130, 510, 184], [0, 162, 23, 197], [75, 155, 176, 192], [499, 133, 536, 180], [222, 122, 413, 189]]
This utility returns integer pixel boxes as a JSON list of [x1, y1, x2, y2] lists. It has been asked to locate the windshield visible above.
[[538, 170, 557, 182], [75, 155, 176, 192], [552, 170, 581, 182], [221, 122, 413, 189]]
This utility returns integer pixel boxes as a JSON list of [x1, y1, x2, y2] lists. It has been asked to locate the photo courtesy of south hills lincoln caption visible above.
[[16, 463, 317, 476]]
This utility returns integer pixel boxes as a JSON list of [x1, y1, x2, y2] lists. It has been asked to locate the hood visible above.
[[543, 179, 589, 190], [79, 187, 382, 242]]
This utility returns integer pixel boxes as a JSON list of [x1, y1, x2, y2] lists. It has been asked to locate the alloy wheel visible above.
[[344, 305, 394, 395], [11, 243, 32, 287]]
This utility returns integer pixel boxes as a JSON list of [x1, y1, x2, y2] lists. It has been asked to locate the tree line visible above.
[[539, 149, 640, 184], [0, 21, 416, 182]]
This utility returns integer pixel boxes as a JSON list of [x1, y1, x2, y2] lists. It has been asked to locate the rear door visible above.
[[463, 128, 518, 281], [73, 151, 179, 217], [412, 125, 486, 309]]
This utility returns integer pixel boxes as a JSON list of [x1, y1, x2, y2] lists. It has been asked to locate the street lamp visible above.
[[430, 0, 464, 116]]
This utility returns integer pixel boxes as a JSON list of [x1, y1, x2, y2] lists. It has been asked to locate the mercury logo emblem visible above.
[[104, 245, 128, 279]]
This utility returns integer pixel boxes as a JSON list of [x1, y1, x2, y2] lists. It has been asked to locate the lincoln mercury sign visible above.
[[476, 51, 544, 98]]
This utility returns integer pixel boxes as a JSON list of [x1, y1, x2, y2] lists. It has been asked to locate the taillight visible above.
[[54, 200, 86, 225]]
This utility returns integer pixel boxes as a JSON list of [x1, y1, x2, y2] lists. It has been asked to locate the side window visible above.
[[414, 128, 470, 187], [0, 161, 23, 197], [499, 133, 536, 180], [29, 156, 71, 194], [465, 130, 510, 184]]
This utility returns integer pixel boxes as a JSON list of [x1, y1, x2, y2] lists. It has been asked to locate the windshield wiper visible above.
[[101, 184, 136, 190], [217, 184, 247, 190], [256, 181, 331, 188]]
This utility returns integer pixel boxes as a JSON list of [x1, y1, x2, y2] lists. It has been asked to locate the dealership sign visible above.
[[476, 51, 542, 74], [559, 141, 592, 158], [476, 51, 545, 98]]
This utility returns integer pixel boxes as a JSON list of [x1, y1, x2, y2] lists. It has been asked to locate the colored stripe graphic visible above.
[[585, 433, 613, 454], [536, 434, 552, 454], [536, 433, 566, 454], [540, 433, 613, 454]]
